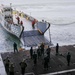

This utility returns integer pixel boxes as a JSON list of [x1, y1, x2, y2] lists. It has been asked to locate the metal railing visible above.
[[4, 21, 22, 37]]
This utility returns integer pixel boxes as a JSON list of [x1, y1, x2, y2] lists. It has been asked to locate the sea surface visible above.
[[0, 0, 75, 52], [0, 23, 21, 53]]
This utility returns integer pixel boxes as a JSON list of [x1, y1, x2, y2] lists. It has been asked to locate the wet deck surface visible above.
[[1, 45, 75, 75], [21, 30, 51, 47]]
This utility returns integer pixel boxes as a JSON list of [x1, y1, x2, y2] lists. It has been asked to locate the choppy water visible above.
[[0, 0, 75, 52], [0, 24, 21, 53]]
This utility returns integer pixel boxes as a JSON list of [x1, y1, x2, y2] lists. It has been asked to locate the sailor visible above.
[[32, 19, 35, 29], [30, 47, 33, 59], [20, 59, 27, 75], [37, 46, 41, 59], [67, 52, 71, 66], [40, 42, 44, 56], [16, 16, 20, 24], [4, 57, 10, 74], [44, 56, 49, 70], [20, 20, 23, 25], [56, 43, 59, 55], [9, 63, 14, 75], [46, 45, 51, 60], [33, 52, 37, 65], [13, 42, 18, 53]]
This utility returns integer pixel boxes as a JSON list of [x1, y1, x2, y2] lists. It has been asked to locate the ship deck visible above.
[[1, 45, 75, 75]]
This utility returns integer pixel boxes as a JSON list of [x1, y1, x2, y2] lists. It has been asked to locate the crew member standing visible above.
[[20, 59, 27, 75], [20, 20, 23, 25], [13, 42, 18, 53], [67, 52, 71, 66], [44, 56, 49, 70], [40, 42, 44, 56], [46, 45, 51, 60], [37, 46, 41, 59], [32, 19, 35, 29], [33, 52, 37, 65], [4, 57, 10, 74], [16, 16, 20, 24], [56, 43, 59, 55], [30, 47, 33, 59], [9, 63, 14, 75]]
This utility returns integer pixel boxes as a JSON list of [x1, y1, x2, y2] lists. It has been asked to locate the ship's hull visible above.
[[0, 13, 23, 45], [0, 22, 22, 44]]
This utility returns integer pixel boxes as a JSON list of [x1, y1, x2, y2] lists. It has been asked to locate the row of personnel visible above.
[[4, 42, 71, 75], [13, 42, 71, 68], [4, 57, 27, 75], [30, 43, 71, 68]]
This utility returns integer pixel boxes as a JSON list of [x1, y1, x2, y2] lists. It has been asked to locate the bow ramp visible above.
[[21, 21, 51, 47]]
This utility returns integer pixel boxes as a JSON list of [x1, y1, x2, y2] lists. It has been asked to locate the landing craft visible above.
[[0, 4, 52, 49], [0, 5, 24, 37]]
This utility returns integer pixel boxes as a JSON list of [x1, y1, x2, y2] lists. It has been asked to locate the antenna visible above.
[[10, 3, 12, 14]]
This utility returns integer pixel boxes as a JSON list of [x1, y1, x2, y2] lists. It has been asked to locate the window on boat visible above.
[[5, 15, 12, 19], [4, 8, 12, 12]]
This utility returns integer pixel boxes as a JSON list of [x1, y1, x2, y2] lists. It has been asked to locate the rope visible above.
[[51, 21, 75, 25]]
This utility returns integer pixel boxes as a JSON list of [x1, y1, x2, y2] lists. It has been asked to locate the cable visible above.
[[51, 21, 75, 25]]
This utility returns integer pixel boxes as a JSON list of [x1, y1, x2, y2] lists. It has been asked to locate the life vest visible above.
[[32, 20, 35, 25], [20, 21, 23, 25], [16, 17, 20, 21]]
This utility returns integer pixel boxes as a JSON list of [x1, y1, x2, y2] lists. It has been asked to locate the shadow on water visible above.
[[0, 24, 21, 53]]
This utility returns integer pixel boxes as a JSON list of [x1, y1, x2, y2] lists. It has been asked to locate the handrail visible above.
[[19, 25, 24, 38]]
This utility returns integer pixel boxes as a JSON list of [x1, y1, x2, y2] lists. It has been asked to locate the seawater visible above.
[[0, 0, 75, 52], [0, 23, 21, 53]]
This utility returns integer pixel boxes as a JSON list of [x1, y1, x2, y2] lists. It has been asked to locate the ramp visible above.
[[21, 21, 51, 47], [21, 30, 50, 47]]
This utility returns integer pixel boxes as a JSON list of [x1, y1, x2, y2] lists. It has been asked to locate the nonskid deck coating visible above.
[[1, 45, 75, 75], [22, 30, 51, 47]]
